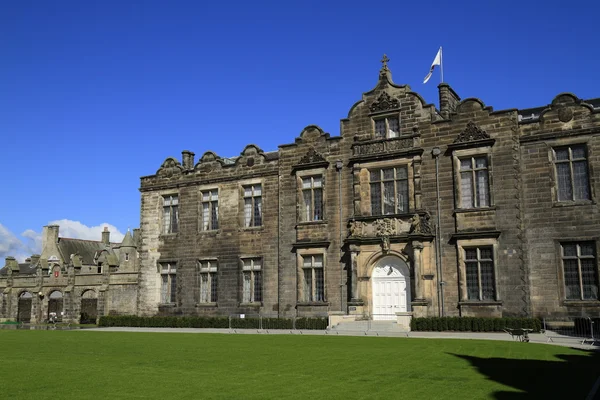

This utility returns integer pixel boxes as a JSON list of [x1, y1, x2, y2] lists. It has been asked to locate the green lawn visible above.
[[0, 331, 598, 399]]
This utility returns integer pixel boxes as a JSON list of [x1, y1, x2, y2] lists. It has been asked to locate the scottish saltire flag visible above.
[[423, 47, 442, 84]]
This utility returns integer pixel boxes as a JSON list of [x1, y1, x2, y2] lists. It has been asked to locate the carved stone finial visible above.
[[454, 121, 490, 143], [369, 92, 400, 113], [381, 54, 390, 70]]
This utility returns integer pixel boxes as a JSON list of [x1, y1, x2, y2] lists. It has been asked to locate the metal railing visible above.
[[227, 314, 327, 331], [543, 317, 598, 345]]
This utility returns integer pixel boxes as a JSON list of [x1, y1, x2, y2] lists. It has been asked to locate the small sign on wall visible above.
[[240, 314, 245, 319]]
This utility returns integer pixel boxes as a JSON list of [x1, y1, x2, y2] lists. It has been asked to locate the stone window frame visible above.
[[239, 178, 264, 230], [158, 261, 177, 305], [355, 157, 415, 217], [162, 193, 179, 235], [197, 259, 218, 306], [452, 146, 494, 212], [198, 187, 220, 232], [296, 247, 327, 305], [240, 257, 263, 305], [548, 141, 594, 206], [557, 240, 599, 303], [372, 112, 401, 139], [456, 238, 501, 304], [296, 167, 326, 224]]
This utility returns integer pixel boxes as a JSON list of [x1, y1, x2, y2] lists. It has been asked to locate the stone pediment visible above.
[[299, 148, 326, 165], [454, 121, 490, 143], [348, 213, 433, 238], [369, 92, 400, 113]]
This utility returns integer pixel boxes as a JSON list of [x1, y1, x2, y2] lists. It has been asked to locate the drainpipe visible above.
[[432, 147, 445, 317], [336, 160, 344, 313]]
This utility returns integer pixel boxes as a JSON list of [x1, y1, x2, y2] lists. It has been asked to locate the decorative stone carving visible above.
[[381, 236, 390, 253], [453, 121, 490, 143], [157, 158, 183, 178], [409, 212, 433, 235], [348, 221, 367, 237], [353, 138, 413, 156], [374, 218, 398, 236], [298, 148, 326, 164], [348, 217, 412, 238], [557, 107, 574, 123], [369, 92, 400, 112]]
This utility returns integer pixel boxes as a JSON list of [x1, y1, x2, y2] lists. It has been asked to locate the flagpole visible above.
[[440, 46, 444, 83]]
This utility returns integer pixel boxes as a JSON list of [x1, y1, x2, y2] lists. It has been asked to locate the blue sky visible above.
[[1, 1, 599, 263]]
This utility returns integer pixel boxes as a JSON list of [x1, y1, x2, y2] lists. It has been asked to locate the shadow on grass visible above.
[[451, 348, 600, 399]]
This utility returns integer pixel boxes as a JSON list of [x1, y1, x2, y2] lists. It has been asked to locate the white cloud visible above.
[[0, 220, 126, 265]]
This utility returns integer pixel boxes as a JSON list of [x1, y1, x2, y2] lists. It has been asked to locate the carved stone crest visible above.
[[375, 218, 398, 237], [369, 92, 400, 112], [557, 107, 573, 123], [453, 121, 490, 143], [299, 148, 326, 164], [409, 212, 433, 235], [348, 220, 366, 237]]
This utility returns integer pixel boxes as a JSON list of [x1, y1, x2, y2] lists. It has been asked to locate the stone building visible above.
[[138, 56, 600, 322], [0, 225, 139, 323]]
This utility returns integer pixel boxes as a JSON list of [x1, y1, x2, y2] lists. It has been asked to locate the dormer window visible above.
[[374, 116, 399, 139]]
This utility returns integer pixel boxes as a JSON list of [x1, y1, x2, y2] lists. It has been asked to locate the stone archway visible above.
[[48, 291, 63, 321], [17, 291, 33, 323], [371, 256, 411, 320], [80, 290, 98, 324]]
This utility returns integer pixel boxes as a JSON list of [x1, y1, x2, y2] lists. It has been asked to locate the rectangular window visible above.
[[554, 145, 590, 201], [464, 247, 495, 301], [201, 190, 219, 231], [459, 156, 490, 209], [302, 254, 325, 302], [374, 116, 400, 139], [241, 258, 262, 303], [198, 260, 218, 303], [160, 262, 177, 304], [302, 176, 323, 221], [370, 166, 409, 215], [562, 242, 598, 300], [243, 185, 262, 227], [163, 195, 179, 234]]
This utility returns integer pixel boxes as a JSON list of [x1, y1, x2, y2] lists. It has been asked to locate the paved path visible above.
[[83, 327, 598, 350]]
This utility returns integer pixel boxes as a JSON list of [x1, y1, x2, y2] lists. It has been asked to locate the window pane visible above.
[[563, 244, 577, 257], [476, 170, 489, 207], [303, 190, 312, 221], [383, 168, 394, 180], [480, 261, 495, 300], [304, 269, 312, 301], [244, 187, 252, 197], [383, 181, 395, 214], [313, 177, 322, 188], [211, 273, 218, 302], [563, 259, 581, 300], [170, 274, 177, 303], [370, 183, 382, 215], [313, 255, 323, 268], [171, 206, 179, 233], [571, 146, 586, 159], [580, 243, 595, 257], [202, 203, 209, 231], [163, 207, 171, 233], [370, 171, 380, 182], [460, 171, 474, 208], [211, 202, 219, 230], [396, 166, 407, 179], [254, 197, 262, 226], [375, 119, 386, 137], [244, 198, 252, 227], [161, 275, 168, 303], [465, 248, 477, 260], [465, 262, 479, 300], [388, 117, 399, 138], [460, 159, 472, 171], [200, 274, 208, 303], [556, 163, 572, 201], [475, 157, 487, 169], [479, 247, 493, 260], [581, 259, 598, 300], [315, 268, 324, 302], [254, 185, 262, 196], [243, 272, 251, 302], [397, 180, 409, 213], [313, 188, 323, 220], [572, 161, 590, 200], [254, 271, 263, 302], [555, 148, 569, 161]]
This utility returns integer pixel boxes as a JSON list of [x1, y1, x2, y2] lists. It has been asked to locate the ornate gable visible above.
[[454, 121, 490, 143], [369, 92, 400, 113]]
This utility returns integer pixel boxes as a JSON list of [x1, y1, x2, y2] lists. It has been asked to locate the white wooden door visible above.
[[372, 262, 410, 321]]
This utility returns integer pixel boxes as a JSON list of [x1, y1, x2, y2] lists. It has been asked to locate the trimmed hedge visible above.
[[98, 315, 328, 330], [410, 317, 542, 333]]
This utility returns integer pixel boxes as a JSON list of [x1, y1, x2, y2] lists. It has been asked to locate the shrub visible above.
[[410, 317, 542, 333]]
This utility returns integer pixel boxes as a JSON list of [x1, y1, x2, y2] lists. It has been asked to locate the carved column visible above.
[[349, 245, 361, 303], [413, 156, 422, 210], [412, 240, 424, 300]]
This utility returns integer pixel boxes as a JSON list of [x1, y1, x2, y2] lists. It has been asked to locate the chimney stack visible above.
[[438, 83, 460, 119], [102, 227, 110, 245], [182, 150, 195, 170]]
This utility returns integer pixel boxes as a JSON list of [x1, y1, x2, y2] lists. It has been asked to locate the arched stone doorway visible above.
[[80, 290, 98, 324], [48, 291, 63, 321], [371, 256, 411, 320], [17, 291, 33, 323]]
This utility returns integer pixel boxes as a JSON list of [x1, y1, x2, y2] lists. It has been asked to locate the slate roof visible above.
[[518, 97, 600, 122], [57, 238, 116, 265], [0, 262, 36, 276], [120, 231, 135, 247]]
